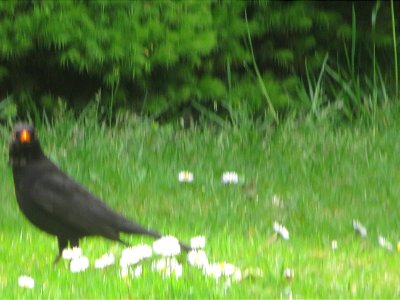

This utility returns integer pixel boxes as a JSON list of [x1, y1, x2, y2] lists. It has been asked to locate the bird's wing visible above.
[[30, 168, 123, 238]]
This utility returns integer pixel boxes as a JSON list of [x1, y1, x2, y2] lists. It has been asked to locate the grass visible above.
[[1, 107, 400, 298]]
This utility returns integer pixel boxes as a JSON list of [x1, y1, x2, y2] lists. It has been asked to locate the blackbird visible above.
[[9, 123, 191, 262]]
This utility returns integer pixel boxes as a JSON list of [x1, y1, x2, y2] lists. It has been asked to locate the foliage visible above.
[[0, 0, 398, 123]]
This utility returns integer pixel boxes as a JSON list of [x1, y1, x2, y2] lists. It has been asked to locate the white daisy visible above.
[[18, 275, 34, 289], [203, 262, 240, 282], [120, 244, 153, 267], [284, 268, 295, 282], [352, 220, 367, 237], [173, 263, 183, 279], [272, 195, 284, 208], [178, 171, 194, 183], [233, 268, 242, 282], [221, 262, 236, 276], [120, 266, 129, 278], [153, 236, 181, 257], [151, 257, 182, 279], [222, 172, 239, 184], [131, 265, 143, 278], [378, 235, 393, 251], [204, 263, 222, 280], [331, 240, 338, 250], [188, 250, 208, 268], [62, 247, 82, 260], [70, 255, 89, 273], [273, 222, 289, 240], [94, 253, 115, 269], [120, 254, 140, 268], [190, 236, 206, 249]]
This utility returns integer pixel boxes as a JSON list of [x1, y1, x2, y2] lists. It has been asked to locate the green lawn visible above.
[[1, 111, 400, 298]]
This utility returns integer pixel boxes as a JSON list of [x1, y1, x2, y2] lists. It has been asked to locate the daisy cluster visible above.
[[120, 244, 152, 268], [118, 235, 248, 286], [151, 257, 182, 279], [221, 172, 239, 184], [18, 275, 34, 289], [62, 247, 89, 273], [187, 236, 246, 287], [118, 237, 184, 279], [351, 219, 396, 252], [178, 171, 239, 184], [151, 236, 183, 278], [19, 235, 261, 291]]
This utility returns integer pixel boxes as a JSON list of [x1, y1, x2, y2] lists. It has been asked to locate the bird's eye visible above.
[[19, 129, 31, 143]]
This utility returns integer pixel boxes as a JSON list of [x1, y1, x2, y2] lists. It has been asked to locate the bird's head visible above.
[[9, 123, 43, 166]]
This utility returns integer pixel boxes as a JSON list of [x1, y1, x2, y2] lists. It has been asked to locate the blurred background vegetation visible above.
[[0, 0, 398, 125]]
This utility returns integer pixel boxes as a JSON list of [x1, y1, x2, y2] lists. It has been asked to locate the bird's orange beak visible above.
[[20, 129, 31, 143]]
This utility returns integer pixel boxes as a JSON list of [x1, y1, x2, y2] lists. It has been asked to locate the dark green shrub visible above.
[[0, 0, 397, 123]]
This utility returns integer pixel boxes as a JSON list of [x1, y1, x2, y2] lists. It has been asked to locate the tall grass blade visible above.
[[244, 9, 279, 124], [390, 0, 398, 100], [371, 1, 381, 92], [351, 4, 356, 79], [311, 54, 329, 115], [325, 66, 357, 102]]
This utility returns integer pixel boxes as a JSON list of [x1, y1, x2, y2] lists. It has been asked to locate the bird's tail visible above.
[[119, 219, 192, 252]]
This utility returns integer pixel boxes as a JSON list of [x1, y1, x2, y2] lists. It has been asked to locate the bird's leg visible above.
[[69, 238, 79, 248], [53, 236, 68, 264]]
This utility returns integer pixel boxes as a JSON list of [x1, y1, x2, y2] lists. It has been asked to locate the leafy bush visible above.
[[0, 0, 397, 123]]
